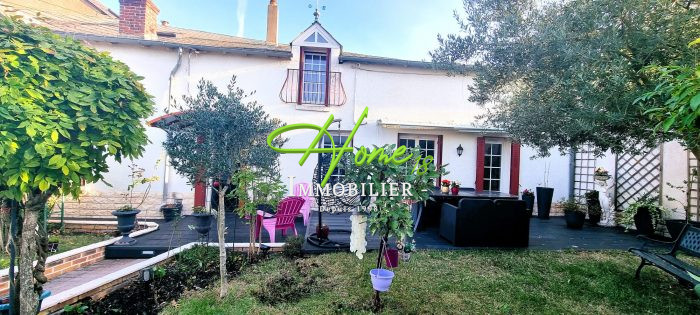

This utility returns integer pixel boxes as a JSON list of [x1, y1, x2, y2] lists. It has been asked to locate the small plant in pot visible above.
[[191, 206, 213, 240], [521, 189, 535, 217], [112, 163, 159, 245], [561, 199, 586, 229], [617, 195, 666, 236], [585, 190, 602, 225], [593, 167, 611, 182], [48, 235, 60, 253], [160, 203, 181, 222], [440, 179, 451, 194], [450, 181, 460, 195]]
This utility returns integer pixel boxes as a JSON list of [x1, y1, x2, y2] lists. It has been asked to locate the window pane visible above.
[[492, 156, 501, 167], [491, 144, 502, 155], [427, 141, 434, 150], [483, 180, 490, 191], [491, 168, 500, 180], [491, 180, 500, 191], [399, 139, 407, 147], [485, 144, 492, 155], [484, 156, 491, 167]]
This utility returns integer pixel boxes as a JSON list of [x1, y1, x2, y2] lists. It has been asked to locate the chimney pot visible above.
[[266, 0, 278, 45], [161, 20, 169, 26], [119, 0, 160, 39]]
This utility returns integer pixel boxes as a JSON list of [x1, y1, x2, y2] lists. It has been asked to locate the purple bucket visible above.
[[384, 248, 399, 268], [370, 268, 395, 292]]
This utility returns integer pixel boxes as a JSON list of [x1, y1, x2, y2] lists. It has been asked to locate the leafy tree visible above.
[[638, 38, 700, 159], [341, 145, 443, 309], [431, 0, 700, 156], [0, 17, 153, 313], [163, 77, 283, 298]]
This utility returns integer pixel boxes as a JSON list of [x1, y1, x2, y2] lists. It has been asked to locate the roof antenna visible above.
[[308, 0, 326, 22]]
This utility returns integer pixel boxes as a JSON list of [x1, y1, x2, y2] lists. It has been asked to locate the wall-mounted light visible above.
[[457, 144, 464, 157]]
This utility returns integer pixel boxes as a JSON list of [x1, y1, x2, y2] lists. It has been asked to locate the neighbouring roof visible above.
[[0, 0, 439, 68]]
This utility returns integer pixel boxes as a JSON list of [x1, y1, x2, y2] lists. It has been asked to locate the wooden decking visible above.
[[302, 211, 645, 253]]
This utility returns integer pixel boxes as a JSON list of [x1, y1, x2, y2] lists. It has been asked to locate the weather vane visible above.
[[308, 0, 326, 22]]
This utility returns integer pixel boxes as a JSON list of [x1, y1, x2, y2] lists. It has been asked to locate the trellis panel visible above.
[[614, 146, 662, 211]]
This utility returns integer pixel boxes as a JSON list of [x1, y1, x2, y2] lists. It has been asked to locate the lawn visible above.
[[163, 250, 700, 314], [0, 232, 112, 268]]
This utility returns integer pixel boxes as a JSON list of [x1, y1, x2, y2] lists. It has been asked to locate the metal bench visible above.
[[629, 224, 700, 287]]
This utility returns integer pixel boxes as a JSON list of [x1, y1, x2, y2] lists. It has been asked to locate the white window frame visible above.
[[301, 51, 328, 105], [483, 141, 502, 191], [319, 131, 352, 183]]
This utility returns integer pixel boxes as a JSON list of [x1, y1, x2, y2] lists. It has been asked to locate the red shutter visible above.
[[194, 182, 206, 207], [475, 137, 485, 192], [297, 47, 305, 105], [509, 142, 521, 195]]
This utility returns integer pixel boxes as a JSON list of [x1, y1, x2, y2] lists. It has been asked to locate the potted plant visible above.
[[440, 179, 451, 194], [594, 167, 610, 181], [536, 164, 554, 219], [617, 196, 666, 236], [450, 181, 460, 195], [160, 203, 181, 222], [112, 163, 159, 245], [561, 199, 586, 229], [48, 235, 60, 253], [191, 206, 213, 239], [585, 190, 602, 225], [521, 189, 535, 216]]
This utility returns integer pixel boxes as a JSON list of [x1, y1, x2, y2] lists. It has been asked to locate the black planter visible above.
[[192, 213, 212, 238], [585, 191, 602, 225], [522, 194, 535, 217], [161, 205, 180, 222], [536, 187, 554, 219], [665, 219, 700, 240], [633, 206, 655, 236], [565, 211, 586, 229], [111, 209, 140, 245]]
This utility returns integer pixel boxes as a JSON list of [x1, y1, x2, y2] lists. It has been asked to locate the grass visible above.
[[162, 250, 700, 314], [0, 232, 112, 268]]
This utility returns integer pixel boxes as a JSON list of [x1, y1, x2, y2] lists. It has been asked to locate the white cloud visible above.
[[236, 0, 248, 37]]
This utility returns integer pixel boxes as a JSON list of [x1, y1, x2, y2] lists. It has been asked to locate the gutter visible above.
[[162, 48, 184, 203], [340, 55, 434, 69], [57, 32, 293, 59]]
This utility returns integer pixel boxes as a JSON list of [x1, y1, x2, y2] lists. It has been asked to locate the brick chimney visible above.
[[266, 0, 278, 45], [119, 0, 160, 40]]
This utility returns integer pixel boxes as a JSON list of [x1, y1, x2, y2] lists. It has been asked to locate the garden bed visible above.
[[162, 250, 700, 314]]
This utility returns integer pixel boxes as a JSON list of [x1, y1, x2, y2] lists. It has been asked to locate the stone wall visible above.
[[53, 190, 194, 219]]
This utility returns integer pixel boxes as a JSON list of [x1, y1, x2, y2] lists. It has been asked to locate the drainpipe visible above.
[[162, 47, 184, 203]]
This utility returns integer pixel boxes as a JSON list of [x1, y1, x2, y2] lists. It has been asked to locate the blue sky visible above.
[[101, 0, 464, 61]]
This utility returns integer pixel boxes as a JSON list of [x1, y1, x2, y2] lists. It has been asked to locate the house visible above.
[[2, 0, 695, 222]]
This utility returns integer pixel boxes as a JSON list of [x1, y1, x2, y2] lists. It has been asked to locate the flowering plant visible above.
[[594, 167, 609, 177], [451, 181, 460, 188], [441, 179, 451, 187], [522, 189, 534, 196]]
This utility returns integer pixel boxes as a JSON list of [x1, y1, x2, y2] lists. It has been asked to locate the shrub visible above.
[[252, 259, 320, 304], [282, 235, 304, 259], [560, 199, 584, 214], [618, 196, 666, 229]]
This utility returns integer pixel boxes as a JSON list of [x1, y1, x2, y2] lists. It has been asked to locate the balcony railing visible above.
[[279, 69, 346, 106]]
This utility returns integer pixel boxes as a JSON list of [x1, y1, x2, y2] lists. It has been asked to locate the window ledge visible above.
[[295, 104, 331, 112]]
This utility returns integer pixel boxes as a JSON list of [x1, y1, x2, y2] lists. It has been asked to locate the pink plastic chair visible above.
[[256, 197, 305, 243], [294, 182, 313, 226]]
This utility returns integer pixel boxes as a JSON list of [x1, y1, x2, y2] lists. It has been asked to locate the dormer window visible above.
[[301, 50, 328, 104]]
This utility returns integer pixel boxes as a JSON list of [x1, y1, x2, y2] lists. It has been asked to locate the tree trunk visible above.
[[18, 193, 49, 315], [217, 186, 228, 298]]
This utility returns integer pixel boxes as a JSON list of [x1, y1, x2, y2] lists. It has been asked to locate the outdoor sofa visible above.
[[439, 198, 530, 247]]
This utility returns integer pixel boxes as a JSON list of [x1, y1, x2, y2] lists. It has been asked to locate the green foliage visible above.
[[584, 190, 603, 216], [230, 167, 286, 218], [342, 145, 444, 241], [618, 195, 667, 229], [117, 162, 159, 211], [251, 259, 322, 305], [637, 39, 700, 157], [281, 235, 304, 259], [191, 206, 208, 214], [163, 77, 284, 189], [63, 302, 89, 314], [0, 17, 154, 200], [432, 0, 700, 156], [559, 199, 585, 214]]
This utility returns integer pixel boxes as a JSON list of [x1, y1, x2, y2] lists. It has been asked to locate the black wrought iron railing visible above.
[[279, 69, 346, 106]]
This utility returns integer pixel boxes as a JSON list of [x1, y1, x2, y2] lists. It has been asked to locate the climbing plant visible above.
[[0, 17, 153, 314]]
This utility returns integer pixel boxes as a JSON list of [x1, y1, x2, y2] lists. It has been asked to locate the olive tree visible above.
[[163, 77, 283, 298], [0, 17, 153, 313], [431, 0, 700, 156]]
